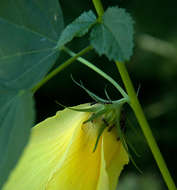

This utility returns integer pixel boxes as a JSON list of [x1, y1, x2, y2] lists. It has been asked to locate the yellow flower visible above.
[[3, 104, 129, 190]]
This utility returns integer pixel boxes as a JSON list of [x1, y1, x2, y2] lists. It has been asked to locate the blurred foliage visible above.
[[118, 173, 163, 190], [34, 0, 177, 188]]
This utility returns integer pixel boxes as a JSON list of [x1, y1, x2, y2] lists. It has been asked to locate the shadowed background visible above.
[[34, 0, 177, 189]]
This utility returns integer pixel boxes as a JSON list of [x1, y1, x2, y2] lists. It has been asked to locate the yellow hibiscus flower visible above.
[[3, 104, 129, 190]]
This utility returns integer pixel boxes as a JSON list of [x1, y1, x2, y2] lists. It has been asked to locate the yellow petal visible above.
[[96, 139, 110, 190], [46, 118, 107, 190], [3, 104, 129, 190], [102, 128, 129, 190], [3, 105, 90, 190]]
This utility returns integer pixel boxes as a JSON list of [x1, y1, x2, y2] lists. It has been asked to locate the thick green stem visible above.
[[91, 0, 176, 189], [32, 46, 93, 93], [115, 61, 176, 190]]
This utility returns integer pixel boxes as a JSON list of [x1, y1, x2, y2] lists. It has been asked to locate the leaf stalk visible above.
[[92, 0, 177, 189], [63, 47, 128, 99], [92, 0, 104, 18], [32, 46, 92, 93]]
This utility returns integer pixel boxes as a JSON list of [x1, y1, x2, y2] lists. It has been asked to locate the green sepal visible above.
[[104, 87, 112, 102], [67, 104, 104, 113], [56, 100, 104, 113], [115, 112, 142, 173], [83, 108, 107, 124], [80, 84, 111, 104], [93, 124, 107, 152], [126, 137, 141, 158], [115, 109, 128, 151], [128, 150, 142, 174], [72, 76, 112, 104]]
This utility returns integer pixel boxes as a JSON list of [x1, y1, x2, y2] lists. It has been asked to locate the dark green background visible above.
[[35, 0, 177, 189]]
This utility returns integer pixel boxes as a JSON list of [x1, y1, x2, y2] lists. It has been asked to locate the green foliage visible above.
[[0, 0, 64, 187], [90, 7, 134, 61], [57, 10, 97, 49], [0, 91, 34, 188], [118, 173, 162, 190], [0, 0, 64, 90]]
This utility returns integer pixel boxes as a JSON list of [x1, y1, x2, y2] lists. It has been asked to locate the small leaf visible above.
[[90, 7, 134, 61], [0, 90, 35, 188], [57, 10, 97, 49]]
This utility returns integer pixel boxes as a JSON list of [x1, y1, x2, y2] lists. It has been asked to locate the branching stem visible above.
[[63, 47, 128, 99], [92, 0, 177, 189], [32, 46, 92, 93]]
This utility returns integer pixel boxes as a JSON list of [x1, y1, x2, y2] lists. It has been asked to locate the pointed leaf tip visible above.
[[57, 10, 97, 49]]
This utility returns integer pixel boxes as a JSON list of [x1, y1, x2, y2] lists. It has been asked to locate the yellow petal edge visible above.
[[3, 104, 129, 190]]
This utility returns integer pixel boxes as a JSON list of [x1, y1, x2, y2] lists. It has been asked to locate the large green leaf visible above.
[[57, 10, 96, 49], [0, 0, 64, 90], [0, 0, 64, 187], [90, 7, 134, 62], [0, 91, 35, 188], [0, 0, 63, 42]]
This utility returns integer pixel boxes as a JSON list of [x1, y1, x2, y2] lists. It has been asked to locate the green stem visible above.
[[63, 47, 128, 99], [92, 0, 104, 18], [92, 0, 176, 189], [32, 46, 93, 93], [115, 61, 176, 190]]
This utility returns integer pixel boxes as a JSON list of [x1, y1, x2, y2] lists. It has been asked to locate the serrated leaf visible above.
[[0, 90, 35, 188], [0, 0, 64, 90], [57, 10, 97, 49], [90, 7, 134, 61]]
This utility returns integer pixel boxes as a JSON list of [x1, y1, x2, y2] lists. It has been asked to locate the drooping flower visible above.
[[3, 103, 129, 190]]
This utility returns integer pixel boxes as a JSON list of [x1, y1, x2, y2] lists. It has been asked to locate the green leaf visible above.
[[0, 0, 63, 42], [0, 0, 64, 187], [90, 7, 134, 62], [57, 10, 97, 49], [0, 0, 64, 90], [0, 90, 35, 188]]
